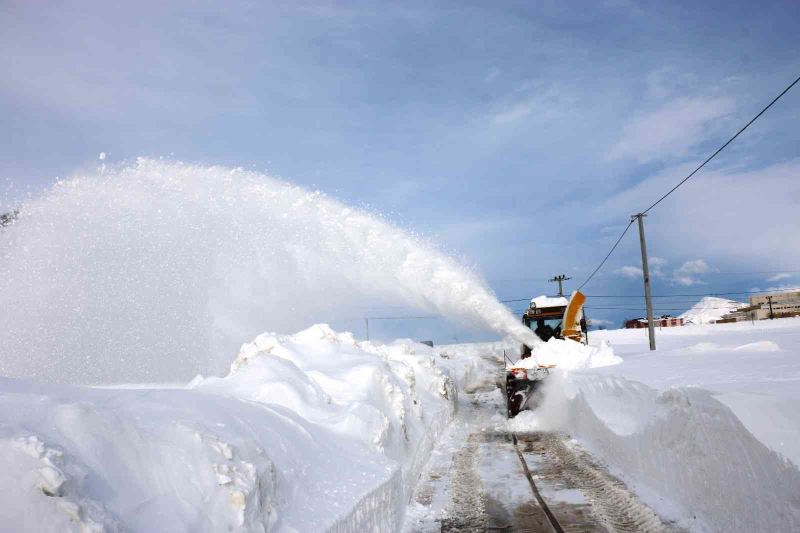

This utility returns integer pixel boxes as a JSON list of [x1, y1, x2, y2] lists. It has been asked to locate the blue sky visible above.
[[2, 0, 799, 340]]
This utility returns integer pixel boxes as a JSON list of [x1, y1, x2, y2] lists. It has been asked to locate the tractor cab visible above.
[[520, 293, 588, 358]]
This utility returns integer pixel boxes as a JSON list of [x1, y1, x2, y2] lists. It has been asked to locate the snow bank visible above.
[[679, 296, 745, 325], [514, 318, 800, 531], [0, 325, 456, 532], [521, 373, 800, 532], [437, 338, 516, 392]]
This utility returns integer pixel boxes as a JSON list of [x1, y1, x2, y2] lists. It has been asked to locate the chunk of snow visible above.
[[512, 338, 622, 371], [530, 295, 569, 307]]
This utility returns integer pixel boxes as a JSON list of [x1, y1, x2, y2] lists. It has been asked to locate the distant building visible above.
[[714, 305, 758, 323], [717, 290, 800, 322], [625, 315, 684, 329], [749, 290, 800, 320]]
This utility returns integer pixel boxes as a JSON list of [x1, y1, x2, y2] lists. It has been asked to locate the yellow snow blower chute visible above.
[[560, 290, 587, 343]]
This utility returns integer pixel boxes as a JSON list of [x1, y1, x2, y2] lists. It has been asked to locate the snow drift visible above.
[[514, 319, 800, 532], [525, 374, 800, 532], [0, 325, 456, 532], [0, 159, 538, 384]]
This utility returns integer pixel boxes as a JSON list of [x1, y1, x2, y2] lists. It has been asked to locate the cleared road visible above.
[[405, 358, 678, 533]]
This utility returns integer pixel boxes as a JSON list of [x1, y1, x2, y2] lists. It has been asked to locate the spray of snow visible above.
[[0, 158, 538, 384]]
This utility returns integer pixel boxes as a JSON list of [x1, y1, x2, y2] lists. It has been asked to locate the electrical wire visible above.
[[642, 73, 800, 214], [571, 74, 800, 293], [584, 287, 800, 298], [576, 219, 635, 291]]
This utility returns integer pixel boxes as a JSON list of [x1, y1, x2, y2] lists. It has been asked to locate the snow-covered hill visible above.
[[679, 296, 746, 324]]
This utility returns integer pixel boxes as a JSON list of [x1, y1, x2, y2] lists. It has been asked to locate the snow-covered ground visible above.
[[0, 325, 457, 532], [515, 317, 800, 532], [3, 318, 799, 531]]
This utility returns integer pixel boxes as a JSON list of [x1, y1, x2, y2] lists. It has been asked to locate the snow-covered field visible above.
[[515, 317, 800, 532]]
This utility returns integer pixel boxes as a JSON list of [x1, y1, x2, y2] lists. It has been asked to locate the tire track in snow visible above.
[[515, 432, 675, 533], [439, 434, 489, 531]]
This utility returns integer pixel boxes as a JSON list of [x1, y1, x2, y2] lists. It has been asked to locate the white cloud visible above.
[[616, 257, 666, 280], [675, 259, 711, 275], [484, 67, 501, 83], [588, 318, 614, 328], [489, 84, 573, 126], [767, 272, 794, 282], [645, 67, 699, 100], [671, 259, 712, 286], [491, 101, 539, 125], [616, 265, 643, 279], [591, 160, 800, 274], [672, 275, 701, 286], [649, 256, 667, 277], [607, 96, 735, 163], [749, 285, 800, 293]]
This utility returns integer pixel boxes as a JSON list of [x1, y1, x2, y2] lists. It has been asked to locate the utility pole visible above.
[[365, 318, 370, 340], [632, 214, 656, 350], [548, 274, 572, 297], [766, 296, 775, 319]]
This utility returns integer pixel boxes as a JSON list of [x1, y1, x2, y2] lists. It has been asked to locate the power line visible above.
[[642, 73, 800, 215], [585, 287, 800, 298], [576, 220, 635, 291], [573, 73, 800, 292], [592, 269, 800, 278]]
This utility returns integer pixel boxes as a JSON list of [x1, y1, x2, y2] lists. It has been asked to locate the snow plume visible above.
[[0, 159, 539, 384]]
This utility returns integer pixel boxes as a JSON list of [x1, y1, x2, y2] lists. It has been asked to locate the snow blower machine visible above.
[[505, 290, 588, 417]]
